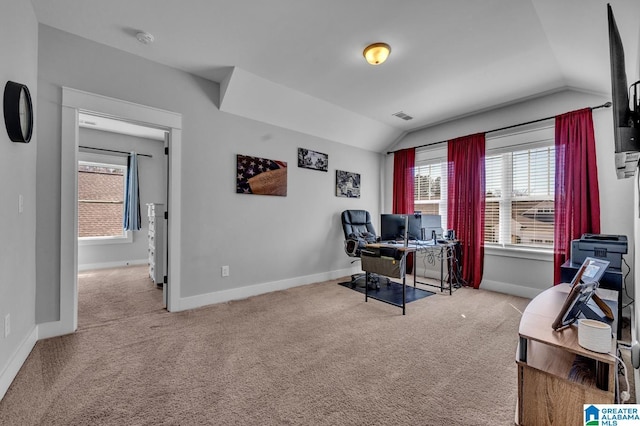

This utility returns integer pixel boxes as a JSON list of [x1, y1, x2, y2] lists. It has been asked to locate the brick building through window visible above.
[[78, 162, 126, 238]]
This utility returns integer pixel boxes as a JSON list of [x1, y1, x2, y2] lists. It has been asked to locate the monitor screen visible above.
[[421, 214, 443, 240], [380, 214, 422, 241]]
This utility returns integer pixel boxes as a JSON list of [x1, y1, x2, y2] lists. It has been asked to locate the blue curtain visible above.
[[124, 152, 141, 231]]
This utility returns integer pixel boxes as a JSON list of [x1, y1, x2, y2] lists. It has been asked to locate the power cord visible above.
[[622, 257, 634, 310], [612, 351, 631, 402]]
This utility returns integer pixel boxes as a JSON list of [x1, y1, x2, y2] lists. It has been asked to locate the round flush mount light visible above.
[[136, 31, 155, 44], [363, 42, 391, 65]]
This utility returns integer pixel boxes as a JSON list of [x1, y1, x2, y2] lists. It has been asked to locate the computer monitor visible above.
[[421, 214, 443, 240], [380, 214, 422, 241]]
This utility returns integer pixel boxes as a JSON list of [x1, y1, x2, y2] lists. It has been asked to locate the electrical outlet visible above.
[[4, 314, 9, 338], [18, 195, 23, 213], [221, 265, 230, 277]]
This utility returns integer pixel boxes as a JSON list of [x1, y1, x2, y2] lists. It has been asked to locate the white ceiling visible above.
[[31, 0, 640, 152]]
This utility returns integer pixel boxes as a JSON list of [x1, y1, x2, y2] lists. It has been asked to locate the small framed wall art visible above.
[[336, 170, 360, 198], [236, 154, 287, 196], [298, 148, 328, 172]]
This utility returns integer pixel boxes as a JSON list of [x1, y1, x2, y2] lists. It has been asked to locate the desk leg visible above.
[[365, 272, 368, 302], [413, 251, 416, 288], [448, 247, 453, 295], [402, 272, 406, 315], [440, 247, 444, 293], [518, 336, 527, 362]]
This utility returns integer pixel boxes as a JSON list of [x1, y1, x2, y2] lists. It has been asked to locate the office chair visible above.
[[341, 210, 385, 289]]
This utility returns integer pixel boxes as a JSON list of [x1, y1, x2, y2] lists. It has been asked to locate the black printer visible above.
[[570, 234, 628, 270]]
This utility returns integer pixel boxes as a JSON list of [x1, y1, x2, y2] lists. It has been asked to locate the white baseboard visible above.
[[37, 319, 75, 340], [78, 259, 148, 271], [176, 267, 357, 312], [480, 279, 545, 299], [0, 326, 38, 402]]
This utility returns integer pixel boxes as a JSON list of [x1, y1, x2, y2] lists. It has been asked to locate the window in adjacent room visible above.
[[78, 159, 130, 242]]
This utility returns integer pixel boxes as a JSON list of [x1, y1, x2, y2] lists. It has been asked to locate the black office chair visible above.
[[341, 210, 385, 289]]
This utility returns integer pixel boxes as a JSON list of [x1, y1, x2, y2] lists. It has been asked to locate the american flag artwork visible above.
[[236, 154, 288, 196]]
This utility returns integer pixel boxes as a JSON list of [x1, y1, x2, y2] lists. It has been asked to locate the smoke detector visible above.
[[136, 31, 155, 45]]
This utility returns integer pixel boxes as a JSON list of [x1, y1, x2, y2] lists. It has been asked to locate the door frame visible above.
[[39, 87, 182, 338]]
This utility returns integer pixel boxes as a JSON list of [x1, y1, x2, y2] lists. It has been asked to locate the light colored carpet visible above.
[[0, 265, 593, 425]]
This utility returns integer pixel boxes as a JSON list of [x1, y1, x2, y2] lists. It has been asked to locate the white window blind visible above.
[[414, 148, 447, 229], [485, 123, 555, 248], [414, 122, 554, 249]]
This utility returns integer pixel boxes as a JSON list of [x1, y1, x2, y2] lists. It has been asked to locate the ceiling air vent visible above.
[[392, 111, 413, 121]]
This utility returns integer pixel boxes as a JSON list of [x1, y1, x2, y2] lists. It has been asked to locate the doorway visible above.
[[76, 113, 168, 318], [39, 88, 183, 339]]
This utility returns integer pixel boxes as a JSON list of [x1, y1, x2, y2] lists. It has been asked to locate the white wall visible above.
[[77, 128, 165, 270], [386, 89, 635, 299], [35, 25, 382, 323], [0, 0, 38, 400]]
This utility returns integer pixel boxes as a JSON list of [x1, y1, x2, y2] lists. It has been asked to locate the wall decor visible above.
[[3, 81, 33, 143], [236, 154, 287, 196], [336, 170, 361, 198], [298, 148, 328, 172]]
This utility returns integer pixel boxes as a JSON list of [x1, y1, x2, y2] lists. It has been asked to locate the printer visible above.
[[570, 234, 628, 270]]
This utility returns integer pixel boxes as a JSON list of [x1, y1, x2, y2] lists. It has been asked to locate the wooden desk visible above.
[[516, 284, 618, 425]]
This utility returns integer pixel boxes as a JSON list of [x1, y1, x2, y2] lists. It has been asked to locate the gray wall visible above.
[[77, 128, 166, 269], [387, 89, 635, 298], [0, 0, 38, 396], [36, 25, 381, 322]]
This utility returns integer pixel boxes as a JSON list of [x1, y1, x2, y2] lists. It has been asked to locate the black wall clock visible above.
[[3, 81, 33, 143]]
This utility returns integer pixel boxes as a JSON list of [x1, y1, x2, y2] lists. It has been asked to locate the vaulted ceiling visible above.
[[31, 0, 640, 152]]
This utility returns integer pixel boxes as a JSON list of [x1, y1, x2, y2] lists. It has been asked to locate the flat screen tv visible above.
[[380, 214, 422, 241], [608, 3, 640, 179]]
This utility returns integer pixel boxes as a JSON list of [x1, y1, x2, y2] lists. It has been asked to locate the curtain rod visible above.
[[386, 101, 612, 155], [79, 146, 152, 158]]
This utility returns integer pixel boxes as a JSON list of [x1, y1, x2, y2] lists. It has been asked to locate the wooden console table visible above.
[[516, 284, 618, 425]]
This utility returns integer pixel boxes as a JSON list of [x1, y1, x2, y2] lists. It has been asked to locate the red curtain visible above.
[[393, 147, 415, 273], [392, 148, 416, 214], [554, 108, 601, 284], [447, 133, 486, 288]]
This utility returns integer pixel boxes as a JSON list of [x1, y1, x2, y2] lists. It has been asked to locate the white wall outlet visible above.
[[4, 314, 9, 338], [18, 194, 23, 213], [221, 265, 230, 277]]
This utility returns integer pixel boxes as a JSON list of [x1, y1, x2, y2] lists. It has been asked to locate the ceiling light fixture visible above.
[[363, 43, 391, 65], [136, 31, 155, 45]]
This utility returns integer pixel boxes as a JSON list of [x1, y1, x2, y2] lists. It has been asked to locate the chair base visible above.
[[349, 273, 390, 290]]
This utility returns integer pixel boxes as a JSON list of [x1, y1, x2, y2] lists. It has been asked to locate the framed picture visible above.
[[236, 154, 287, 196], [336, 170, 360, 198], [298, 148, 328, 172]]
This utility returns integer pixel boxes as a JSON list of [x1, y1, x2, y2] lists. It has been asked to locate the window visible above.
[[78, 160, 128, 240], [414, 123, 554, 249], [485, 125, 555, 248], [414, 147, 447, 227]]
